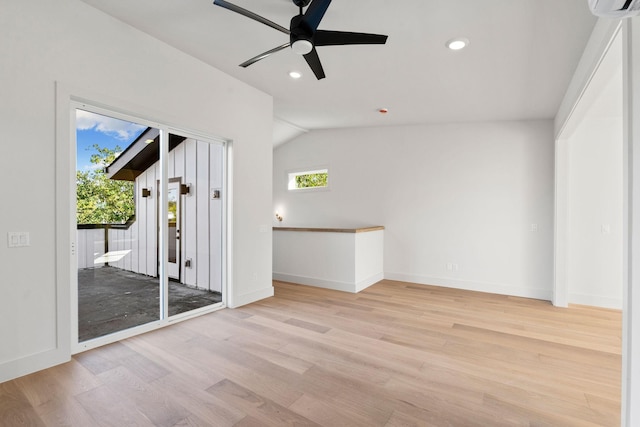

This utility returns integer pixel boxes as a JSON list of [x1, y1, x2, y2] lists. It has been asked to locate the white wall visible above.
[[556, 17, 640, 426], [0, 0, 273, 383], [555, 26, 623, 310], [273, 120, 554, 299], [273, 229, 384, 292], [622, 17, 640, 426], [567, 115, 623, 309]]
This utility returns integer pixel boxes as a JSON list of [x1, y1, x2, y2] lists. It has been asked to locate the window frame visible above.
[[286, 166, 330, 193]]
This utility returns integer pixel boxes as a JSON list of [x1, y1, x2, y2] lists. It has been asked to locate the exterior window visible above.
[[288, 168, 329, 191]]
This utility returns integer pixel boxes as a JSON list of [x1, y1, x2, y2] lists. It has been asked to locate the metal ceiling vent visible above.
[[589, 0, 640, 17]]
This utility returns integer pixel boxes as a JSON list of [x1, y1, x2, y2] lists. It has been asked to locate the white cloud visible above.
[[83, 163, 104, 171], [76, 110, 146, 141]]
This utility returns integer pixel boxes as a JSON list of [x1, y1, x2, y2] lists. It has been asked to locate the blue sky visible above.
[[76, 110, 146, 172]]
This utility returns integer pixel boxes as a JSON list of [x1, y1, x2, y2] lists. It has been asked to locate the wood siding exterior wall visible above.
[[77, 139, 223, 293]]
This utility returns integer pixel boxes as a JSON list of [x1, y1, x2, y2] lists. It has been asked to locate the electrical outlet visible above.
[[530, 223, 538, 232]]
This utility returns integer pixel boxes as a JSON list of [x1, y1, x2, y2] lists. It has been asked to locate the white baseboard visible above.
[[569, 293, 622, 310], [273, 272, 384, 294], [273, 271, 551, 300], [0, 347, 70, 384], [273, 273, 356, 293], [230, 285, 274, 308], [384, 272, 553, 301], [355, 272, 385, 292]]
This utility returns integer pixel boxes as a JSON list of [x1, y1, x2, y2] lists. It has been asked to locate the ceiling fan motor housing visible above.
[[290, 15, 314, 55], [212, 0, 388, 80]]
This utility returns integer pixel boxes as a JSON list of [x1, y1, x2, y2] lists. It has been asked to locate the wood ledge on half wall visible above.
[[273, 226, 384, 234]]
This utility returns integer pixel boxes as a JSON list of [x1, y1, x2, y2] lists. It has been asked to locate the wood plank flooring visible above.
[[0, 280, 622, 426]]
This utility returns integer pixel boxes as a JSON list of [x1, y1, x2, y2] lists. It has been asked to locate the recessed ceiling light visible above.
[[289, 71, 302, 79], [446, 37, 469, 51]]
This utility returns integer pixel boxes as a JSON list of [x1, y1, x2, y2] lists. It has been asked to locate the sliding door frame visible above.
[[67, 99, 228, 354]]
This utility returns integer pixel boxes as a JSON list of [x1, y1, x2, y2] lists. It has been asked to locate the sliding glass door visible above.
[[73, 105, 225, 349], [166, 133, 224, 317]]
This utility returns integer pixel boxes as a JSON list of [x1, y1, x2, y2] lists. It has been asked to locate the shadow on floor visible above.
[[78, 266, 222, 342]]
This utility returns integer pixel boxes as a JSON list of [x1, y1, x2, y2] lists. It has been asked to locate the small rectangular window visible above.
[[288, 168, 329, 191]]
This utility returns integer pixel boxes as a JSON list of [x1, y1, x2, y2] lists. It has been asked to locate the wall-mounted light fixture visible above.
[[141, 187, 152, 198], [275, 212, 283, 222], [180, 183, 191, 196]]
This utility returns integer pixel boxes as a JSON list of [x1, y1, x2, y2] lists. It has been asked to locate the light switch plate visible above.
[[8, 232, 30, 248]]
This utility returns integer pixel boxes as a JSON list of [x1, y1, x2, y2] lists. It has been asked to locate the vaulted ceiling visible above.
[[80, 0, 597, 145]]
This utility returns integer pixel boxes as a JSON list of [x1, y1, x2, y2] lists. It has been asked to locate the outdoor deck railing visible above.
[[76, 216, 136, 269]]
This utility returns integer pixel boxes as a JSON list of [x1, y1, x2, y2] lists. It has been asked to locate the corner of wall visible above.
[[228, 284, 274, 308]]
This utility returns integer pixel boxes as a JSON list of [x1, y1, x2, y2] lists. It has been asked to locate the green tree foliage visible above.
[[295, 172, 328, 189], [76, 144, 134, 224]]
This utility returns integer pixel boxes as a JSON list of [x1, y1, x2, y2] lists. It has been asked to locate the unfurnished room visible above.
[[1, 0, 640, 426]]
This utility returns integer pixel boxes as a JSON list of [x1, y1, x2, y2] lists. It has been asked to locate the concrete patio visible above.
[[78, 266, 222, 341]]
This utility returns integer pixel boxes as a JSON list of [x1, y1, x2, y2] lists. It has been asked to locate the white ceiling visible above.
[[80, 0, 597, 145]]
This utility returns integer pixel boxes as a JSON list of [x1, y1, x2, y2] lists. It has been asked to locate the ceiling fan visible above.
[[212, 0, 388, 80]]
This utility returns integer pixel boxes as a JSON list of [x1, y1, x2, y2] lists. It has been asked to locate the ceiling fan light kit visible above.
[[212, 0, 388, 80], [291, 39, 313, 55]]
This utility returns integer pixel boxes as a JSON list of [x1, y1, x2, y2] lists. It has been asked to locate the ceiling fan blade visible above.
[[314, 30, 388, 46], [303, 47, 326, 80], [239, 43, 291, 68], [302, 0, 331, 32], [213, 0, 290, 35]]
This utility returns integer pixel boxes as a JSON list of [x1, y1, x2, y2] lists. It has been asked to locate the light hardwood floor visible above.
[[1, 280, 621, 426]]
